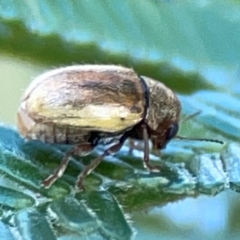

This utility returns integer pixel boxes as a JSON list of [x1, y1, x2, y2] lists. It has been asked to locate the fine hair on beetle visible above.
[[17, 65, 224, 190]]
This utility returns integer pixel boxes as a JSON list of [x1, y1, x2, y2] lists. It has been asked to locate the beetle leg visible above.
[[42, 143, 93, 188], [76, 136, 127, 189], [128, 139, 145, 155], [142, 124, 160, 172], [128, 138, 141, 155], [128, 138, 135, 155]]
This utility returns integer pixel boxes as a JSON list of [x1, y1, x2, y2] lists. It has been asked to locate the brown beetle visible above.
[[17, 65, 220, 189]]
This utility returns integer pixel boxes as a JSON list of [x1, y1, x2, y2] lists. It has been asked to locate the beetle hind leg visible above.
[[42, 143, 93, 188]]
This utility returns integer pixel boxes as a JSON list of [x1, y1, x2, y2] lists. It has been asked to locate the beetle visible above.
[[17, 65, 220, 189]]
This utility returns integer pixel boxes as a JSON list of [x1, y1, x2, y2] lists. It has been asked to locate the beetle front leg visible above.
[[42, 143, 93, 188], [142, 124, 160, 172], [128, 138, 145, 155]]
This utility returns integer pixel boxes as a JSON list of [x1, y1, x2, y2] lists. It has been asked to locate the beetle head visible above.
[[142, 76, 181, 150], [150, 121, 179, 150]]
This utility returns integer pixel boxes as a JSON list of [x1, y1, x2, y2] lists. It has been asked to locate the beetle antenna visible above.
[[181, 110, 202, 123], [175, 135, 224, 145]]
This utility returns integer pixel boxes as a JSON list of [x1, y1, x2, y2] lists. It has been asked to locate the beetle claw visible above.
[[143, 162, 161, 172], [75, 181, 85, 191], [41, 174, 57, 188]]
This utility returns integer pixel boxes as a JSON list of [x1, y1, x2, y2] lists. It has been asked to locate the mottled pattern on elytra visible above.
[[28, 68, 144, 113], [18, 66, 151, 146]]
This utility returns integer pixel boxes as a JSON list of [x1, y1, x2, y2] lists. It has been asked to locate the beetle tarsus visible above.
[[143, 162, 161, 172], [75, 180, 86, 191], [42, 174, 57, 188]]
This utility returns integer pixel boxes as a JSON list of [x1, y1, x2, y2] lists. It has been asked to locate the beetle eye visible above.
[[166, 123, 179, 141]]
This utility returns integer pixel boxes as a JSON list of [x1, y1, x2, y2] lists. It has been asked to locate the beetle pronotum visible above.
[[17, 65, 223, 189]]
